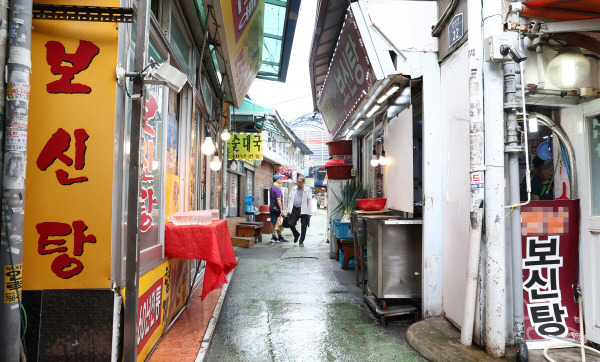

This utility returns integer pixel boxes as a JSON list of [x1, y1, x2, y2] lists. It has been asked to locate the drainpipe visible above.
[[504, 60, 529, 361], [482, 0, 506, 357], [0, 0, 32, 360], [460, 0, 485, 346]]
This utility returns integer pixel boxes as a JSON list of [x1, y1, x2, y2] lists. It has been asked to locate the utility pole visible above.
[[0, 0, 33, 360], [482, 0, 507, 356], [123, 0, 150, 360]]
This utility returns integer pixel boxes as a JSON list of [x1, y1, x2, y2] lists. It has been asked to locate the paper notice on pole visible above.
[[470, 172, 484, 189]]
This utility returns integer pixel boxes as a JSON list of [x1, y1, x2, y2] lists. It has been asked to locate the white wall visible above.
[[383, 107, 413, 212], [365, 0, 438, 52], [439, 43, 472, 326]]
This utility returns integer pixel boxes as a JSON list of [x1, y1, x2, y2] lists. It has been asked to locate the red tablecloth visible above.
[[165, 220, 237, 300]]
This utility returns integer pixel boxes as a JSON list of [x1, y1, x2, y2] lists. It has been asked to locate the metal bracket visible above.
[[32, 4, 134, 23]]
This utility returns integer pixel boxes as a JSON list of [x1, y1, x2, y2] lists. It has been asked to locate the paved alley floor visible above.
[[205, 210, 425, 362]]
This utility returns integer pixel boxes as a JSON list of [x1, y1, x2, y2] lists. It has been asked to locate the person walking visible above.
[[287, 174, 312, 246], [270, 175, 288, 243]]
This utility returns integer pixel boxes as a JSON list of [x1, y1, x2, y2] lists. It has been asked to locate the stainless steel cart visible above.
[[364, 217, 423, 325]]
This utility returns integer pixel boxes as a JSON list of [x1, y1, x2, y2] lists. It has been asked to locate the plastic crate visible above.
[[333, 219, 353, 239]]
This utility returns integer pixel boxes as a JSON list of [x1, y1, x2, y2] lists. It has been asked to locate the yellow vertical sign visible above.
[[23, 0, 119, 290]]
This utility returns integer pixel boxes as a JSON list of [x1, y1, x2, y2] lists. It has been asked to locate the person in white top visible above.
[[287, 174, 313, 246]]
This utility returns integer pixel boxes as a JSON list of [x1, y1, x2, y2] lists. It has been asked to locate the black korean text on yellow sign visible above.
[[227, 133, 263, 161], [4, 264, 22, 303]]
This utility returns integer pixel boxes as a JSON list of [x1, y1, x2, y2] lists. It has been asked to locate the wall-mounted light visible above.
[[221, 128, 231, 141], [354, 120, 364, 130], [547, 48, 591, 90], [210, 155, 222, 171], [377, 85, 400, 104], [345, 129, 354, 139], [201, 135, 215, 155]]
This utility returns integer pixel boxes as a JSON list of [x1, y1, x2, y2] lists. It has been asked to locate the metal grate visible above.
[[32, 4, 134, 23]]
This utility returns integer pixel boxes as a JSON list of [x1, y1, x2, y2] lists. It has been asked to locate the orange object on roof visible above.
[[522, 0, 600, 21]]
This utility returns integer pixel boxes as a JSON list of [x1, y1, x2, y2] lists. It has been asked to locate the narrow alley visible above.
[[206, 210, 424, 362]]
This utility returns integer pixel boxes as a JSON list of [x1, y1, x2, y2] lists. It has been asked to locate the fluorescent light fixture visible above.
[[366, 105, 380, 118], [386, 85, 400, 96], [354, 120, 364, 130], [377, 94, 389, 104], [345, 129, 354, 139], [530, 117, 539, 133]]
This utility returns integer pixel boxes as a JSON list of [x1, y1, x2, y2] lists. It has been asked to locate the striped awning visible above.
[[522, 0, 600, 21]]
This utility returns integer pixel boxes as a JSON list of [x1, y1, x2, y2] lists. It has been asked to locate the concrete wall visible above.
[[254, 161, 274, 206], [365, 0, 438, 53], [439, 43, 471, 326]]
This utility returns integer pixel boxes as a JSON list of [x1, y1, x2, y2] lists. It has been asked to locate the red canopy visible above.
[[522, 0, 600, 21]]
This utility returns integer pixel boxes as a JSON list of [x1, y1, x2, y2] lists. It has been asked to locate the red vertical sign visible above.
[[521, 200, 580, 346]]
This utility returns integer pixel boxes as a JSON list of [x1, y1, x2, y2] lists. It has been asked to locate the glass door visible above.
[[580, 98, 600, 343]]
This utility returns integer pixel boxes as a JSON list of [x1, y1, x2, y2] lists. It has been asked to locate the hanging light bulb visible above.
[[370, 155, 379, 167], [201, 136, 215, 155], [221, 128, 231, 141], [547, 48, 591, 89], [379, 149, 390, 165], [210, 155, 221, 171]]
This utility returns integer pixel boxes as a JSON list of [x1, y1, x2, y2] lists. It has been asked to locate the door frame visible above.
[[578, 97, 600, 343]]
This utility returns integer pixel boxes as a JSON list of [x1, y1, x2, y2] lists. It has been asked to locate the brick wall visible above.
[[254, 161, 274, 206]]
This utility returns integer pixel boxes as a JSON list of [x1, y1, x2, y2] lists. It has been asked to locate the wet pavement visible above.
[[206, 210, 425, 362]]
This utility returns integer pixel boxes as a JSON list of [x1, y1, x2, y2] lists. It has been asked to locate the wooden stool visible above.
[[335, 236, 355, 270], [236, 223, 263, 240]]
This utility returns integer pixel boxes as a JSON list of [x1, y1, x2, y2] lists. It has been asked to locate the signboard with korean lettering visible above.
[[132, 258, 190, 361], [23, 0, 119, 289], [227, 132, 263, 161], [318, 7, 376, 137], [204, 0, 264, 107], [521, 200, 580, 348]]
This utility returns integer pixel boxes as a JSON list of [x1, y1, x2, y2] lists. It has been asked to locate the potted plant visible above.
[[332, 178, 367, 222]]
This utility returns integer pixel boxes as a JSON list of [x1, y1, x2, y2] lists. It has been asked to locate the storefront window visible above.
[[165, 100, 180, 218], [123, 32, 167, 272], [588, 114, 600, 215]]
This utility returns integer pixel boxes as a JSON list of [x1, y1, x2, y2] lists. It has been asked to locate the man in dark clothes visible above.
[[521, 156, 554, 201], [270, 175, 288, 243]]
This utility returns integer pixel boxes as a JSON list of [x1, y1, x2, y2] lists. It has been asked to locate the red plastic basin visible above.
[[356, 198, 387, 211]]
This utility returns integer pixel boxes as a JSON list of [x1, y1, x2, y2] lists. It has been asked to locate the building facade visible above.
[[310, 0, 600, 358]]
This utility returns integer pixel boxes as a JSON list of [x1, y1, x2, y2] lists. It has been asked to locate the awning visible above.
[[309, 0, 348, 110], [522, 0, 600, 21], [257, 0, 301, 82]]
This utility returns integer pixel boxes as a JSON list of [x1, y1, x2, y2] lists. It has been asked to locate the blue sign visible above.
[[448, 13, 464, 48]]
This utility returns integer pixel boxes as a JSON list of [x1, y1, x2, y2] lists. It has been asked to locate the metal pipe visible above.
[[482, 0, 506, 356], [460, 0, 485, 346], [504, 61, 528, 362], [432, 0, 458, 37], [535, 45, 545, 90], [0, 0, 32, 360], [530, 112, 578, 199], [123, 0, 151, 360]]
